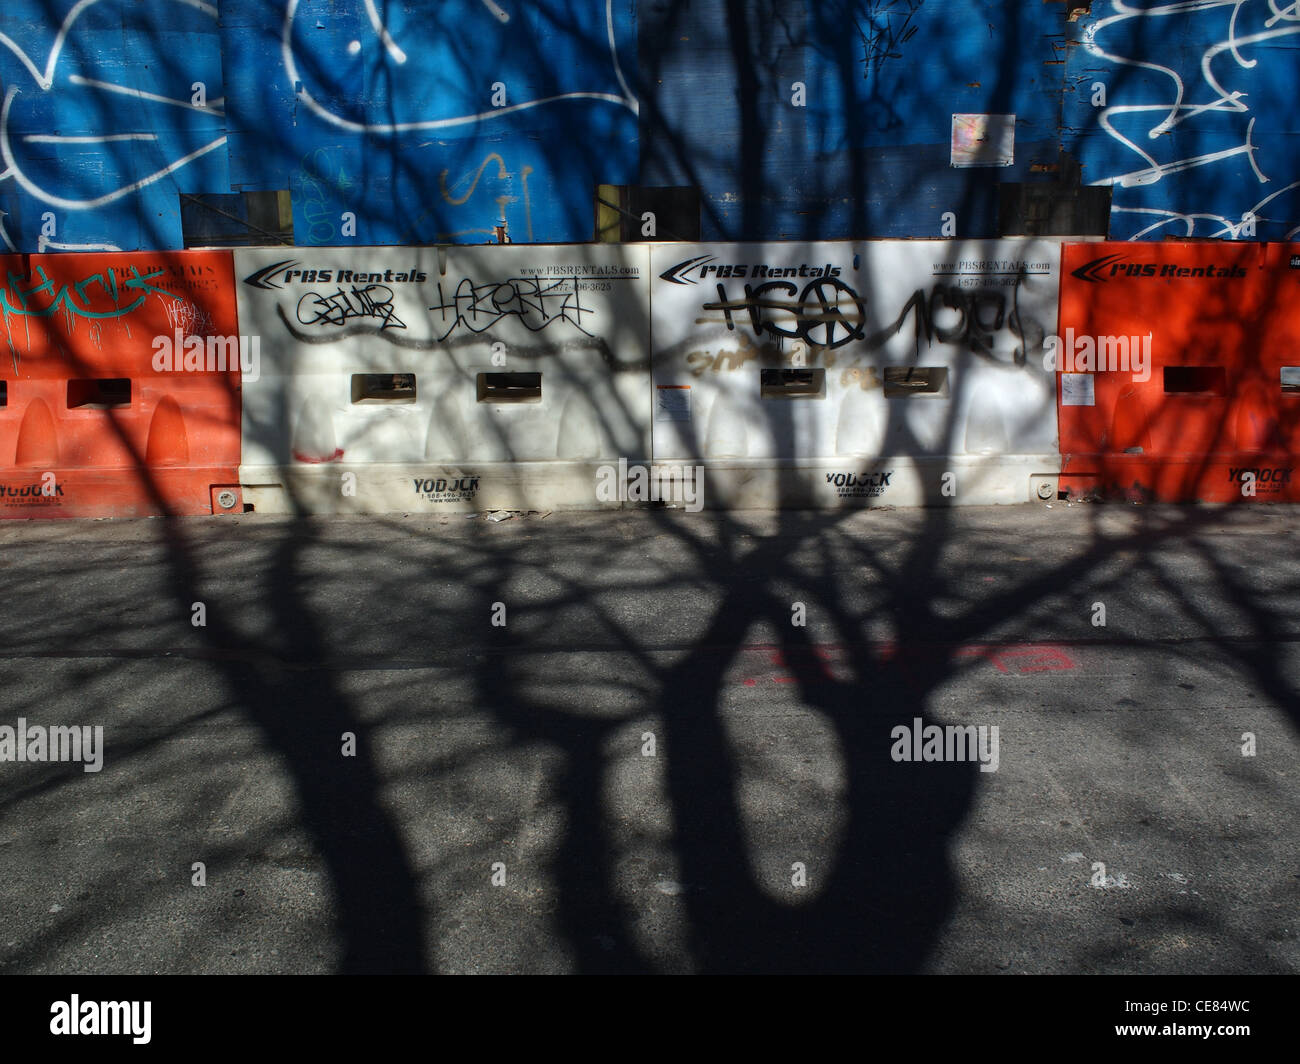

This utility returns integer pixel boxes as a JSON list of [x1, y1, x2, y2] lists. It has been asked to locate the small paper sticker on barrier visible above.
[[656, 385, 691, 422], [951, 114, 1015, 167], [1060, 373, 1095, 407]]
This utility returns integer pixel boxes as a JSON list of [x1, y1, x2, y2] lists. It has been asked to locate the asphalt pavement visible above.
[[0, 502, 1296, 973]]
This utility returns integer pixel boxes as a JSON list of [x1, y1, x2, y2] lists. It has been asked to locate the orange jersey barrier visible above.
[[0, 251, 242, 517], [1056, 242, 1300, 502]]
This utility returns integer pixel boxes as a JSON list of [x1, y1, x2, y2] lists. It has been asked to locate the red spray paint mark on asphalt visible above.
[[735, 642, 1078, 687]]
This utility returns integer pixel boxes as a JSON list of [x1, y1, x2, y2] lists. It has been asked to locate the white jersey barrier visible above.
[[234, 246, 651, 513], [648, 240, 1063, 508]]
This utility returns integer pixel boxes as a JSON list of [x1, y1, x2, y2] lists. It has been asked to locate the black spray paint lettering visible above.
[[860, 0, 923, 79], [297, 285, 405, 330], [704, 278, 867, 349], [703, 275, 1037, 362], [890, 284, 1011, 359], [429, 276, 594, 340], [271, 305, 648, 372]]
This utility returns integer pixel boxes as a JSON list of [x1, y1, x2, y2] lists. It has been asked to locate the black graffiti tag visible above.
[[430, 276, 594, 341], [704, 276, 1035, 362], [703, 278, 867, 349], [861, 0, 924, 78], [888, 285, 1008, 359], [297, 284, 406, 330]]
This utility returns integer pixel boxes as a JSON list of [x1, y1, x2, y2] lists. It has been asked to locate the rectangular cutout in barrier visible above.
[[478, 372, 542, 403], [650, 239, 1063, 508], [1057, 241, 1300, 502], [884, 367, 949, 398], [352, 374, 417, 404], [760, 368, 824, 399], [235, 245, 651, 514], [67, 378, 132, 410], [0, 250, 242, 518], [1163, 366, 1225, 395]]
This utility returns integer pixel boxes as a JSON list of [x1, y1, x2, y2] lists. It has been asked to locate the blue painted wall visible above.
[[640, 0, 1066, 240], [1061, 0, 1300, 241], [221, 0, 638, 246], [0, 0, 228, 251], [0, 0, 1296, 250], [0, 0, 637, 251]]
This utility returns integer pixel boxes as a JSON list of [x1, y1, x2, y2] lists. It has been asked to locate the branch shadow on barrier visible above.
[[5, 0, 1300, 978]]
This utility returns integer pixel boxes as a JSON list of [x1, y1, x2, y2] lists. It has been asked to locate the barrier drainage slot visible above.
[[884, 366, 949, 398], [478, 372, 541, 402], [0, 381, 6, 407], [67, 378, 130, 409], [760, 368, 824, 398], [1281, 367, 1300, 394], [1163, 366, 1225, 396], [352, 373, 416, 404]]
